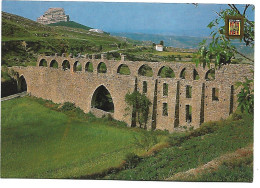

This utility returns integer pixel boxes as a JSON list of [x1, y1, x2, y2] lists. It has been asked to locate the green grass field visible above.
[[1, 97, 166, 178], [1, 96, 253, 181]]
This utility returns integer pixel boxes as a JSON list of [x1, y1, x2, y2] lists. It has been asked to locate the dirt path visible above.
[[166, 144, 253, 181]]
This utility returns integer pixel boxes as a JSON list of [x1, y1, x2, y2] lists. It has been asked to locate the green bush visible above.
[[61, 102, 76, 111], [231, 112, 243, 121], [124, 153, 141, 169]]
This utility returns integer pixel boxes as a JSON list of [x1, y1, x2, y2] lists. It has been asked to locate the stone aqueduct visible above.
[[12, 54, 253, 132]]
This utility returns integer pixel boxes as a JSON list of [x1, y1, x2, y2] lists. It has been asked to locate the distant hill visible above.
[[1, 11, 130, 67], [48, 21, 92, 31], [111, 32, 207, 49], [111, 32, 254, 60]]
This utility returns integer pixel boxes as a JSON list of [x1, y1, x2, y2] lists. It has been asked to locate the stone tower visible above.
[[37, 8, 69, 25]]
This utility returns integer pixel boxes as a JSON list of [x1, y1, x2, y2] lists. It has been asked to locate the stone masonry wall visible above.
[[12, 54, 253, 132]]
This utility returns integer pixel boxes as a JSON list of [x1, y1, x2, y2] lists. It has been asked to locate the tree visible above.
[[236, 77, 254, 114], [160, 40, 164, 46], [99, 45, 103, 52], [125, 91, 151, 129], [193, 4, 254, 68]]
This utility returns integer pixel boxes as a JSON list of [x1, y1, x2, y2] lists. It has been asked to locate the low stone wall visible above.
[[90, 108, 114, 118]]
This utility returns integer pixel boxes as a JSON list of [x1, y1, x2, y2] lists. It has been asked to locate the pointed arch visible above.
[[138, 64, 153, 77], [193, 69, 200, 80], [73, 61, 82, 72], [97, 62, 107, 73], [158, 66, 175, 78], [91, 85, 114, 112], [180, 68, 186, 79], [50, 60, 58, 68], [39, 59, 47, 67], [18, 75, 27, 92], [62, 60, 70, 71], [85, 62, 93, 72], [117, 64, 131, 75]]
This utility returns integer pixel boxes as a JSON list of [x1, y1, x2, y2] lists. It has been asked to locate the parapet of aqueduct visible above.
[[12, 53, 253, 132]]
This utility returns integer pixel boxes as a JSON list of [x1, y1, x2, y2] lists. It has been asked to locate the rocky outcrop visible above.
[[37, 8, 69, 25]]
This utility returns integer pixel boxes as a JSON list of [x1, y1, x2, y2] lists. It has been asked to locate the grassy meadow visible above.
[[1, 97, 167, 178], [1, 96, 253, 181]]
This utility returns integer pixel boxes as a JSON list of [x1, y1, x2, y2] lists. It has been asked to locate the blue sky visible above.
[[1, 1, 255, 37]]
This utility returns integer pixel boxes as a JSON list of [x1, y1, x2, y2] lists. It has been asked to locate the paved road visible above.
[[1, 91, 27, 102]]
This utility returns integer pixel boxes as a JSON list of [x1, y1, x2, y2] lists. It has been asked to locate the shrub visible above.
[[61, 102, 76, 111], [231, 112, 243, 121], [124, 153, 141, 169], [132, 132, 158, 151]]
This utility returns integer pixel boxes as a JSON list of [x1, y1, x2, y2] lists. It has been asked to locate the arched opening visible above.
[[18, 75, 27, 92], [180, 68, 186, 79], [205, 69, 215, 81], [73, 61, 82, 72], [39, 59, 47, 67], [85, 62, 93, 72], [117, 64, 131, 75], [193, 69, 200, 80], [91, 85, 114, 112], [62, 60, 70, 71], [158, 66, 175, 78], [138, 64, 153, 77], [97, 62, 107, 73], [50, 60, 58, 68]]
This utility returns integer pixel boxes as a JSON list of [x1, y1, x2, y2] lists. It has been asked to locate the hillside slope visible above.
[[48, 21, 92, 31], [105, 113, 253, 181], [1, 12, 130, 67]]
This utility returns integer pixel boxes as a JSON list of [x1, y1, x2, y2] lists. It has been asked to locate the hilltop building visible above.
[[37, 8, 69, 25], [155, 44, 163, 51]]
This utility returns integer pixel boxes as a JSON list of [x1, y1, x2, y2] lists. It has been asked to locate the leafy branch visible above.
[[193, 4, 254, 68]]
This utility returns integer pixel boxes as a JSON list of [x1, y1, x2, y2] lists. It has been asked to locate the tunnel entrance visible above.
[[91, 85, 114, 112]]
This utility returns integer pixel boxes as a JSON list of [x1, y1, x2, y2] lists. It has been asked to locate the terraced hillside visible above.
[[1, 11, 132, 67]]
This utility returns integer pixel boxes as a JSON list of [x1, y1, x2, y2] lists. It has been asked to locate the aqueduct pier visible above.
[[12, 54, 253, 132]]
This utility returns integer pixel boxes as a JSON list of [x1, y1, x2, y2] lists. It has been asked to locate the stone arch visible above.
[[39, 59, 47, 67], [205, 69, 215, 81], [73, 61, 82, 72], [193, 69, 200, 80], [18, 75, 27, 92], [138, 64, 153, 77], [180, 68, 186, 79], [97, 62, 107, 73], [158, 66, 175, 78], [62, 60, 70, 71], [85, 62, 93, 72], [117, 64, 131, 75], [50, 60, 58, 68], [91, 85, 114, 112]]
